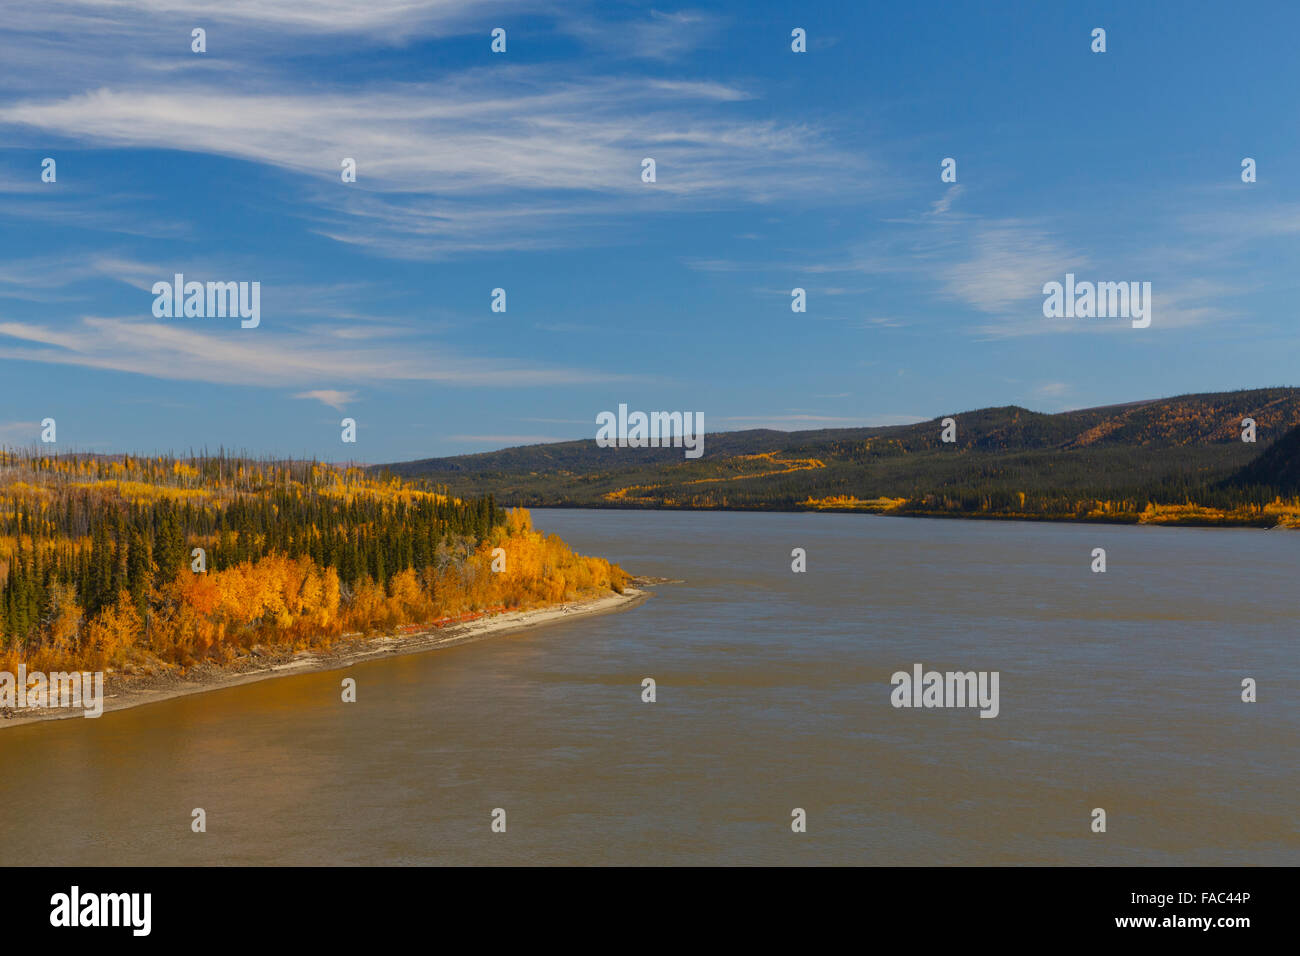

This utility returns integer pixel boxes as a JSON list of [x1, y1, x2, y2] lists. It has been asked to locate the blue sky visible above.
[[1, 0, 1297, 462]]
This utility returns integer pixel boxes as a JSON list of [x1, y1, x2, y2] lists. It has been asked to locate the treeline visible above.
[[477, 441, 1300, 525], [0, 451, 625, 672], [378, 389, 1300, 524]]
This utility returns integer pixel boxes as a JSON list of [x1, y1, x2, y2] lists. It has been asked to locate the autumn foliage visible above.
[[0, 451, 626, 673]]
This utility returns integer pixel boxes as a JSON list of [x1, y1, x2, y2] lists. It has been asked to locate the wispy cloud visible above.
[[559, 9, 723, 61], [0, 315, 641, 388], [294, 389, 356, 411], [928, 184, 963, 216], [940, 221, 1085, 315], [647, 79, 752, 101], [0, 253, 160, 298], [0, 75, 861, 257], [5, 0, 535, 40]]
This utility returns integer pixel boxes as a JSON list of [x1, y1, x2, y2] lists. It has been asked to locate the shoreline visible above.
[[0, 584, 652, 731], [525, 502, 1297, 530]]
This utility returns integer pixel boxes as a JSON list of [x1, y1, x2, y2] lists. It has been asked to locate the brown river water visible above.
[[1, 509, 1295, 865]]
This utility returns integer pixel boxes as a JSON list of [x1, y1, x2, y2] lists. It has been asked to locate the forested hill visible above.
[[377, 387, 1300, 527], [1228, 421, 1300, 495], [0, 453, 627, 673]]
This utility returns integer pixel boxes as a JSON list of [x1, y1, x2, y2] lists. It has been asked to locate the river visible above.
[[1, 509, 1295, 865]]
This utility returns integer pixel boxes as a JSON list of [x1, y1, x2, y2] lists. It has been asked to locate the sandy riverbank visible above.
[[0, 583, 654, 730]]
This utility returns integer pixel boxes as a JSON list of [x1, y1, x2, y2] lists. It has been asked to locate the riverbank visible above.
[[0, 582, 655, 730], [528, 502, 1300, 530]]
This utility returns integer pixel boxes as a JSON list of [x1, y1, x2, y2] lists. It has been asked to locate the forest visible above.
[[0, 450, 627, 674], [379, 387, 1300, 527]]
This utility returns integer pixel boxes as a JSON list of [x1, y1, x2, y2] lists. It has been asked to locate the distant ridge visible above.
[[374, 387, 1300, 526]]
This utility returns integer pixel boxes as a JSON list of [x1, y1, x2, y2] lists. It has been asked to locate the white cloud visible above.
[[928, 184, 963, 216], [0, 315, 640, 388], [294, 389, 356, 411], [0, 75, 861, 257], [940, 222, 1085, 315], [647, 79, 752, 101], [9, 0, 532, 38], [0, 82, 843, 196], [559, 9, 722, 61], [0, 254, 161, 298]]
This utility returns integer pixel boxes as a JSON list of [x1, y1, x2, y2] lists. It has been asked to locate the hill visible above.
[[377, 387, 1300, 527], [1227, 421, 1300, 496]]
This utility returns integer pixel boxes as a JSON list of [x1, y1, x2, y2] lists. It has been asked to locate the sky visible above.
[[1, 0, 1298, 463]]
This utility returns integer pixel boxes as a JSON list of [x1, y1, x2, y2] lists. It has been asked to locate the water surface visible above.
[[1, 510, 1294, 865]]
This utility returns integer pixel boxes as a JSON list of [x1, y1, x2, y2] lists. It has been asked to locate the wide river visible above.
[[1, 510, 1295, 865]]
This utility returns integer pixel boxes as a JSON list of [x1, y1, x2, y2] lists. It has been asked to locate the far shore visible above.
[[527, 502, 1298, 530], [0, 582, 656, 731]]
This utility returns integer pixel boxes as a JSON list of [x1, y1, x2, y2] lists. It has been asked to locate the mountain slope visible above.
[[375, 387, 1300, 524], [1228, 421, 1300, 494]]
